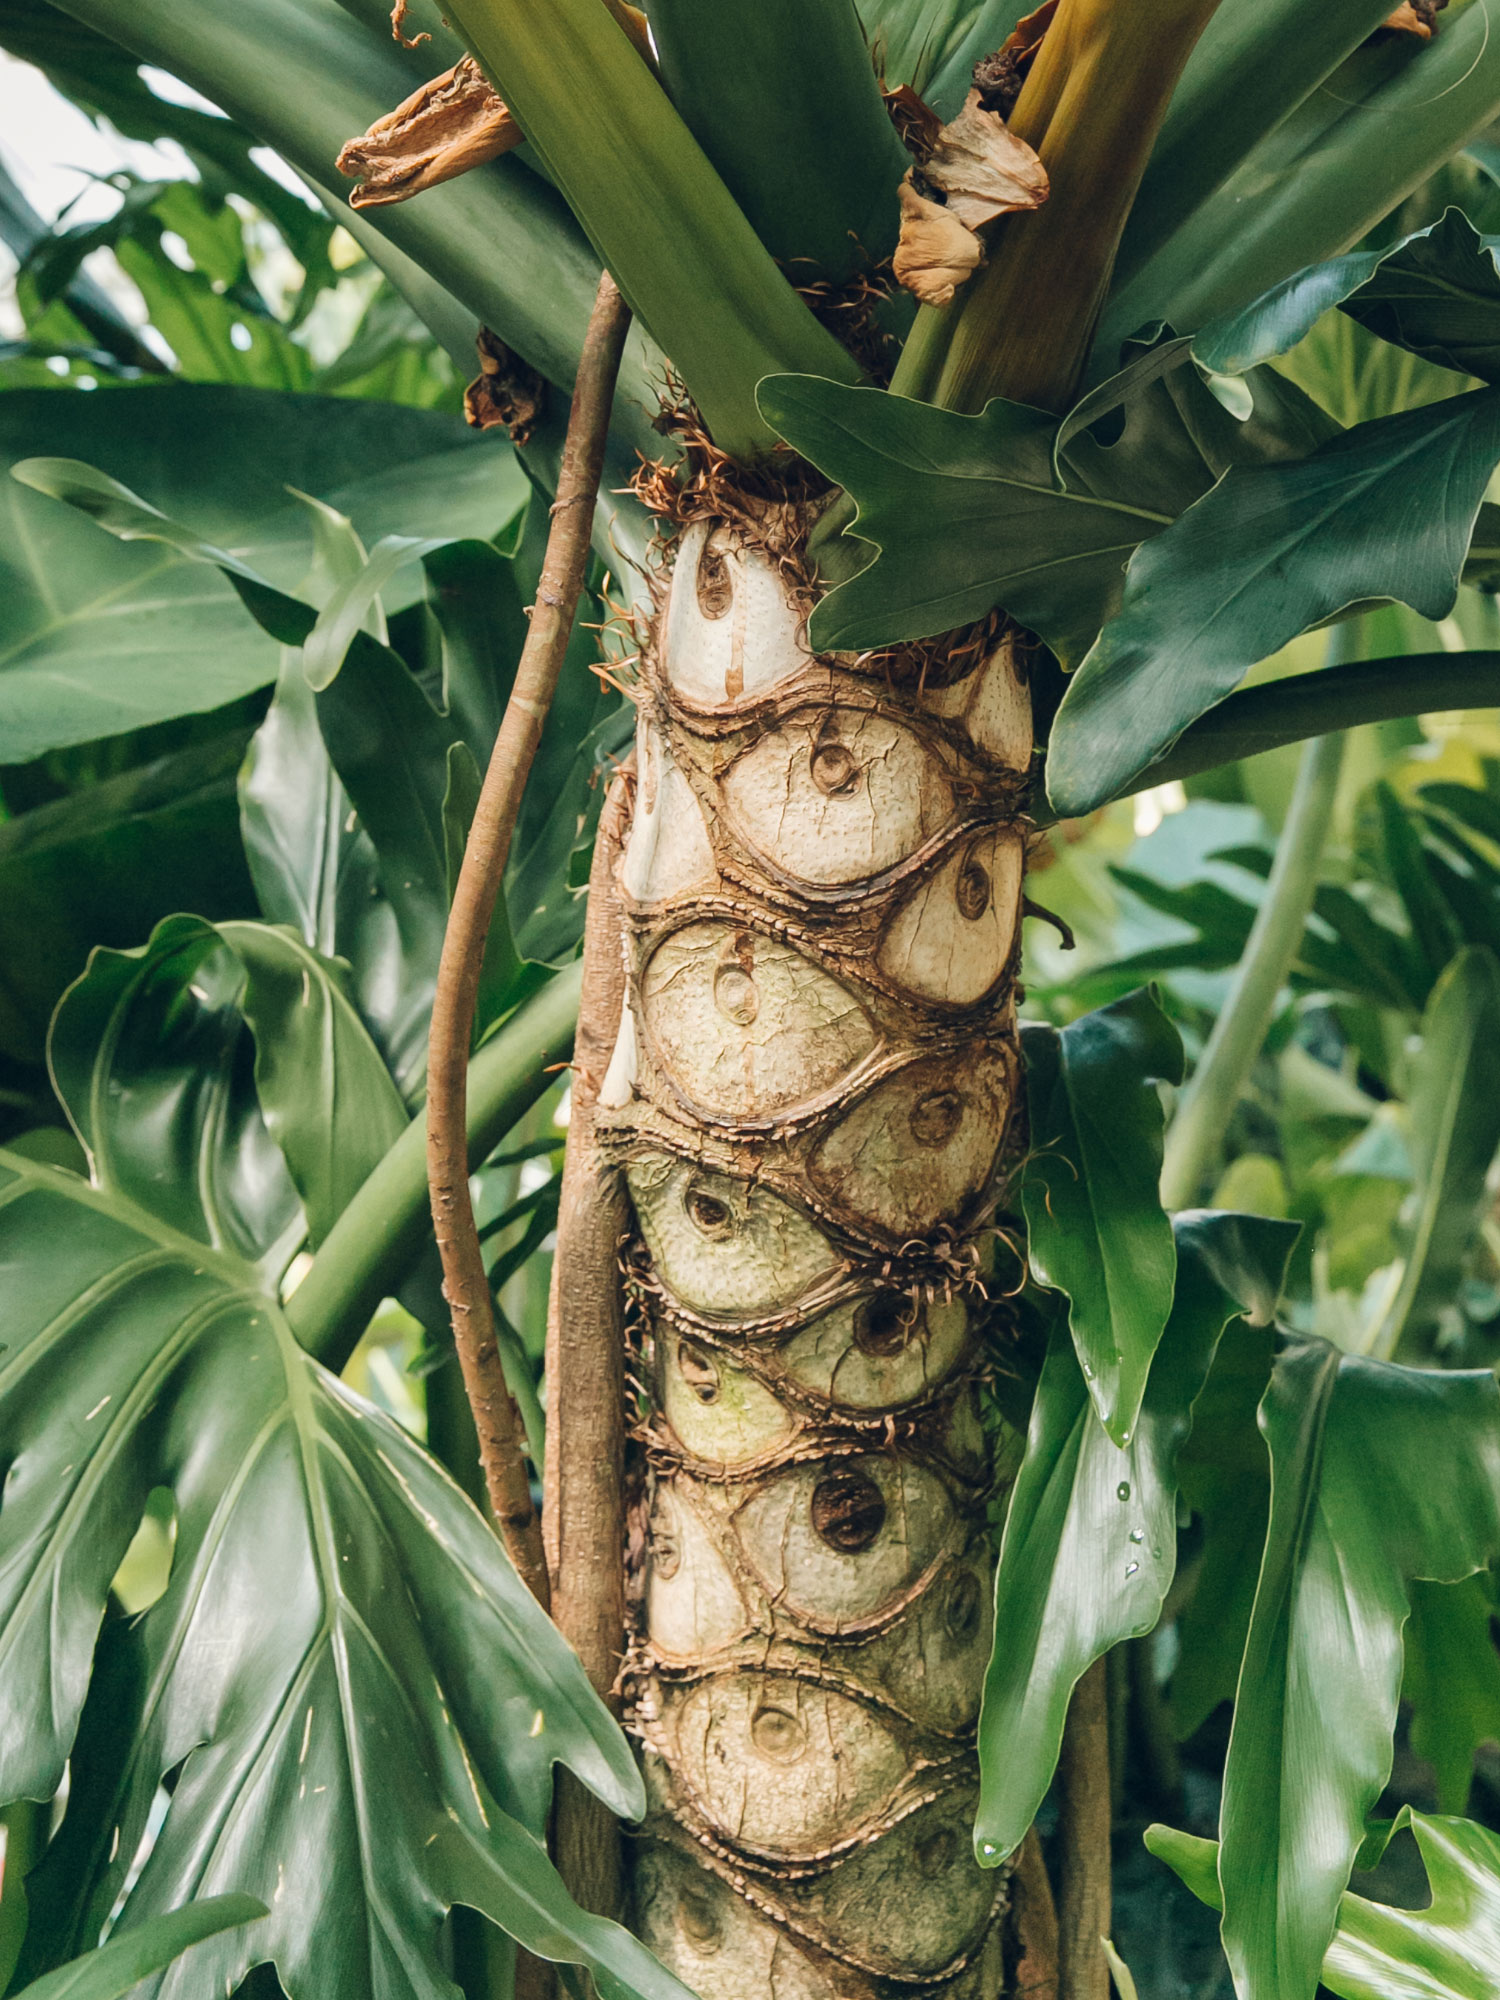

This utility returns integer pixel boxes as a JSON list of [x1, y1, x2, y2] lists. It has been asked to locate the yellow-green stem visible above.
[[916, 0, 1224, 416]]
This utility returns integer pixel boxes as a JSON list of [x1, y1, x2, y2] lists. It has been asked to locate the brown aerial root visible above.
[[425, 272, 632, 1608], [336, 54, 523, 209]]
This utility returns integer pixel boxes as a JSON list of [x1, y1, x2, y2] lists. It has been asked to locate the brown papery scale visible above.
[[598, 453, 1032, 1999]]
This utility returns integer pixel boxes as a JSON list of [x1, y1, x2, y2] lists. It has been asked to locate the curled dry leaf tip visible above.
[[336, 55, 522, 209]]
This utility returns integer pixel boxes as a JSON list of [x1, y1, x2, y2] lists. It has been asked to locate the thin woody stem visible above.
[[426, 270, 632, 1605], [1056, 1660, 1112, 2000], [546, 767, 634, 1922]]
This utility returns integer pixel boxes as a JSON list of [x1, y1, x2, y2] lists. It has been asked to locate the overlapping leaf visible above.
[[975, 1211, 1297, 1864], [0, 388, 524, 758], [1369, 947, 1500, 1356], [1195, 207, 1500, 384], [1020, 988, 1184, 1442], [1047, 388, 1500, 815], [13, 1899, 265, 2000], [0, 1152, 680, 2000], [0, 730, 256, 1070], [1149, 1808, 1500, 2000], [1218, 1336, 1500, 2000], [757, 343, 1331, 663]]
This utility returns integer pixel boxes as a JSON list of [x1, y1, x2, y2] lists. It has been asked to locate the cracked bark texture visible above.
[[595, 499, 1032, 2000]]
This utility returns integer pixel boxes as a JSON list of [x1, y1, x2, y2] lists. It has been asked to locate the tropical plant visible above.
[[6, 2, 1500, 2000]]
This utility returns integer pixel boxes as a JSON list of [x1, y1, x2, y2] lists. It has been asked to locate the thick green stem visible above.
[[1159, 720, 1348, 1211], [284, 963, 581, 1370], [923, 0, 1223, 415], [442, 0, 859, 457]]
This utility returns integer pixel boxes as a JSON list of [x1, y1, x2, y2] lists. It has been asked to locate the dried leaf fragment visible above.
[[973, 0, 1058, 115], [336, 56, 522, 210], [1380, 0, 1447, 33], [925, 87, 1048, 230], [893, 179, 984, 309], [892, 85, 1047, 307], [883, 82, 942, 159], [465, 327, 546, 445]]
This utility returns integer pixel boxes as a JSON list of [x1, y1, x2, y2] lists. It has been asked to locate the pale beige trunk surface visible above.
[[596, 501, 1031, 2000]]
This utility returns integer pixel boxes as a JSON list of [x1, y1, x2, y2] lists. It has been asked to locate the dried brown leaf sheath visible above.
[[893, 179, 985, 308], [893, 90, 1046, 308], [927, 88, 1049, 229], [336, 55, 522, 209], [464, 327, 546, 444]]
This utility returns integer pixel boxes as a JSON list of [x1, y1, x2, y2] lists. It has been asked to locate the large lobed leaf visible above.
[[1019, 988, 1183, 1444], [0, 1151, 681, 2000], [759, 343, 1329, 665], [1046, 388, 1500, 815], [1219, 1336, 1500, 2000], [1149, 1807, 1500, 2000], [974, 1211, 1297, 1864]]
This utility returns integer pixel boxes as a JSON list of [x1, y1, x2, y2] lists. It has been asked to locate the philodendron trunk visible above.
[[595, 480, 1031, 2000]]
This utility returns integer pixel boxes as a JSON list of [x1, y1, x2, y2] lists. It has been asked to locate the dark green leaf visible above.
[[974, 1211, 1297, 1863], [649, 0, 907, 280], [48, 914, 301, 1272], [0, 728, 256, 1068], [1171, 1312, 1277, 1742], [1047, 390, 1500, 816], [1148, 1807, 1500, 2000], [0, 387, 524, 758], [1117, 0, 1396, 289], [237, 654, 420, 1097], [0, 1152, 679, 2000], [220, 921, 408, 1248], [759, 343, 1329, 660], [313, 633, 459, 1025], [1195, 209, 1500, 384], [1370, 946, 1500, 1355], [1020, 990, 1183, 1441], [12, 1896, 265, 2000], [1099, 0, 1500, 366], [1218, 1337, 1500, 2000], [1403, 1575, 1500, 1814]]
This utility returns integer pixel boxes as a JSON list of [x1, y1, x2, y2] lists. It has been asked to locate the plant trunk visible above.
[[592, 481, 1034, 1997]]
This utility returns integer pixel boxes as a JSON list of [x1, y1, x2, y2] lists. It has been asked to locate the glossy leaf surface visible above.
[[0, 388, 523, 757], [1048, 389, 1500, 815], [975, 1211, 1297, 1863], [12, 1897, 265, 2000], [1219, 1337, 1500, 2000], [1195, 208, 1500, 382], [0, 1153, 677, 2000], [1020, 989, 1183, 1442], [760, 347, 1328, 660], [1149, 1808, 1500, 2000]]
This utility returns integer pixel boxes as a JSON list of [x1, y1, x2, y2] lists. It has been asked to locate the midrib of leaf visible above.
[[0, 543, 193, 672]]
